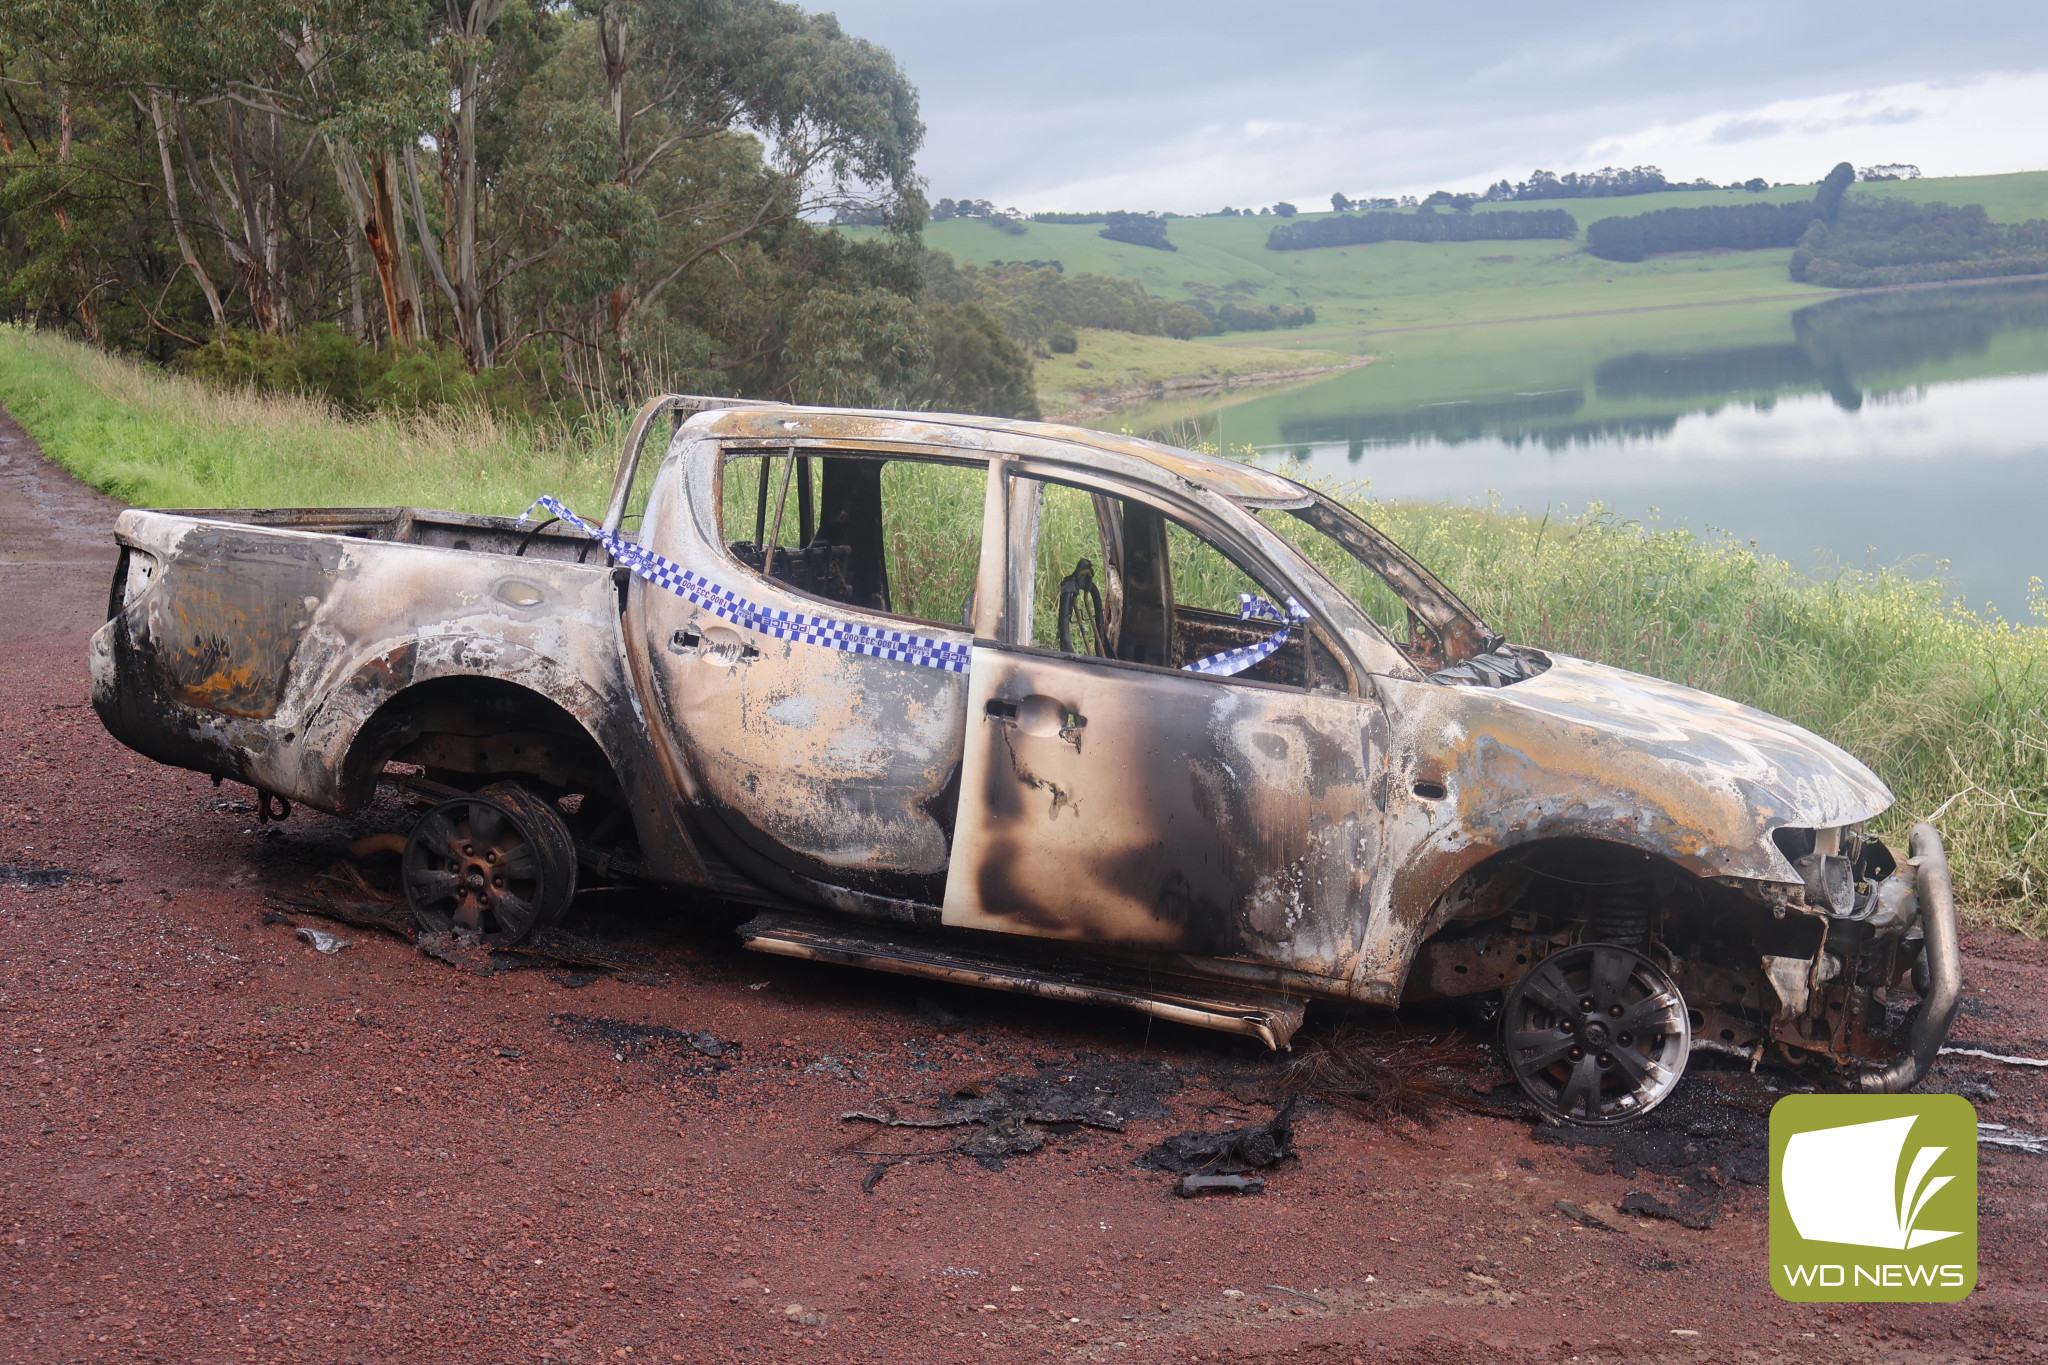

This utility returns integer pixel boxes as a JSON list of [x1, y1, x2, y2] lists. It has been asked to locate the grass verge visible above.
[[0, 325, 618, 514], [5, 325, 2041, 929]]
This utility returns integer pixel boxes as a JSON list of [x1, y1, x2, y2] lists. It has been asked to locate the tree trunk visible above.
[[56, 89, 103, 345], [372, 154, 423, 345], [401, 0, 507, 368], [325, 138, 422, 346], [146, 90, 227, 330], [222, 101, 281, 335]]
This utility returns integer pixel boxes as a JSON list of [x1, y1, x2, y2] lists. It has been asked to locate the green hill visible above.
[[854, 171, 2048, 355]]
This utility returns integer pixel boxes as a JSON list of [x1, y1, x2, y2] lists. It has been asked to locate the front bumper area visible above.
[[1853, 822, 1963, 1093]]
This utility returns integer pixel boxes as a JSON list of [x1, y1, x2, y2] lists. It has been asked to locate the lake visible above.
[[1102, 281, 2048, 621]]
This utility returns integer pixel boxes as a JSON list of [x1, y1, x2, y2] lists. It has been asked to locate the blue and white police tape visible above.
[[1181, 593, 1310, 677], [519, 496, 973, 674], [521, 496, 1299, 680]]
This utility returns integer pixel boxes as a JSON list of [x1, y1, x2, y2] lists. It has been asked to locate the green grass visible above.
[[862, 171, 2048, 362], [1034, 328, 1358, 419], [0, 325, 621, 515], [4, 323, 2042, 930]]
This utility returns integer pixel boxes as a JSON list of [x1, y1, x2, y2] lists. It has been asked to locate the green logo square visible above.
[[1769, 1094, 1977, 1302]]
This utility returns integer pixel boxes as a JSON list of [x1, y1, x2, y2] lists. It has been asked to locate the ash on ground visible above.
[[1531, 1071, 1773, 1229]]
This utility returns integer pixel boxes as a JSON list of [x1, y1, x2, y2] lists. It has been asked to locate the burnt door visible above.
[[941, 478, 1384, 980], [640, 445, 988, 901]]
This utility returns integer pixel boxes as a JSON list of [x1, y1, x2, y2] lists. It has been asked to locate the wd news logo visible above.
[[1769, 1095, 1976, 1302]]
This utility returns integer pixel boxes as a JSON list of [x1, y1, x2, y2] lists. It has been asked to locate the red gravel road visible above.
[[3, 412, 2046, 1365]]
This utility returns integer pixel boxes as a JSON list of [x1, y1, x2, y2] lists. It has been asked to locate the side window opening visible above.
[[1013, 476, 1345, 691], [719, 448, 985, 629]]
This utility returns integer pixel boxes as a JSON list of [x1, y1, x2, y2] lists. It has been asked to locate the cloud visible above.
[[1712, 118, 1786, 143], [822, 2, 2048, 209], [1588, 73, 2041, 188]]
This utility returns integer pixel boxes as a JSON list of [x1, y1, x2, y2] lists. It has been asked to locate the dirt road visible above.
[[3, 412, 2045, 1364]]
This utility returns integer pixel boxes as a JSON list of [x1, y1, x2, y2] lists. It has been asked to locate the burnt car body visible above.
[[90, 395, 1960, 1124]]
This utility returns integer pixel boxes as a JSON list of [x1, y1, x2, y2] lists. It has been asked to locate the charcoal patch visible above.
[[550, 1013, 736, 1070], [1620, 1190, 1719, 1230], [0, 864, 71, 888], [1138, 1098, 1297, 1175], [1534, 1073, 1770, 1225], [843, 1055, 1182, 1187]]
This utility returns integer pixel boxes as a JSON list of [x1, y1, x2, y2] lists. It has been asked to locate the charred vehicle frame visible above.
[[90, 396, 1961, 1125]]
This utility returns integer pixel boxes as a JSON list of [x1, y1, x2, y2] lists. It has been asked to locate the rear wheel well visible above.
[[342, 677, 626, 813]]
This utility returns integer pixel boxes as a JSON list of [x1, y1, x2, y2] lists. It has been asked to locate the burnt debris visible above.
[[845, 1056, 1182, 1133], [1137, 1097, 1298, 1175], [0, 864, 72, 888], [1532, 1073, 1771, 1230], [1175, 1174, 1265, 1198], [1278, 1027, 1493, 1126], [550, 1012, 734, 1068], [843, 1056, 1183, 1187]]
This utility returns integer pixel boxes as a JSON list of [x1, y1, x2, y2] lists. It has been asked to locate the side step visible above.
[[737, 910, 1306, 1049]]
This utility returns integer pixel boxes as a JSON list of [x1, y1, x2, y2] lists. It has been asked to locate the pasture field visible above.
[[882, 171, 2048, 350]]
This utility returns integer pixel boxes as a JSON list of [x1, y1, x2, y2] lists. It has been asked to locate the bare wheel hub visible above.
[[1501, 942, 1691, 1126], [400, 786, 578, 946]]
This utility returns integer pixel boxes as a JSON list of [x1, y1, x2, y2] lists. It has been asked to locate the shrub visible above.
[[1267, 208, 1576, 252], [1586, 202, 1822, 262], [1099, 212, 1176, 251], [1791, 200, 2048, 287]]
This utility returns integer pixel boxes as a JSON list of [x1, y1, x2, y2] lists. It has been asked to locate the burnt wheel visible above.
[[1502, 943, 1690, 1126], [402, 784, 577, 945]]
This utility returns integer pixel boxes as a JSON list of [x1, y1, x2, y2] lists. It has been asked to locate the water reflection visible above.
[[1272, 281, 2048, 454], [1117, 282, 2048, 617]]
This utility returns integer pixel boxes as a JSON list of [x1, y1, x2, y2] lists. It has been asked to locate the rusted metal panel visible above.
[[941, 649, 1382, 980], [90, 505, 708, 887], [629, 436, 983, 899], [740, 909, 1307, 1047]]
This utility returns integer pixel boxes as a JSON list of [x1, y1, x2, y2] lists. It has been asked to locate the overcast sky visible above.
[[820, 1, 2048, 212]]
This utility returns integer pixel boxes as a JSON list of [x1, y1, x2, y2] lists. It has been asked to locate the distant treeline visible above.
[[1587, 202, 1823, 261], [1193, 300, 1315, 331], [1481, 165, 1732, 202], [926, 255, 1210, 351], [1007, 210, 1178, 250], [1099, 212, 1175, 251], [1793, 202, 2048, 288], [1585, 164, 2048, 286], [1266, 207, 1577, 252], [1587, 165, 1853, 262]]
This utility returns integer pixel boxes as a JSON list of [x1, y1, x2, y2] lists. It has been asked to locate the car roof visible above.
[[691, 402, 1313, 507]]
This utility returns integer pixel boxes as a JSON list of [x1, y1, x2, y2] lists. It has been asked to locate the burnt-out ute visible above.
[[91, 396, 1960, 1124]]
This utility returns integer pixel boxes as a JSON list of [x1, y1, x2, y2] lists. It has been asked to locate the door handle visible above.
[[987, 694, 1087, 750], [672, 625, 758, 667]]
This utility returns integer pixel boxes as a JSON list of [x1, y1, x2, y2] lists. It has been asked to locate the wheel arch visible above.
[[1388, 833, 1722, 1004], [337, 673, 625, 810]]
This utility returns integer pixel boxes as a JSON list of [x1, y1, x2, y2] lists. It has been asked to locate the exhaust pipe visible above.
[[1853, 822, 1962, 1093]]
